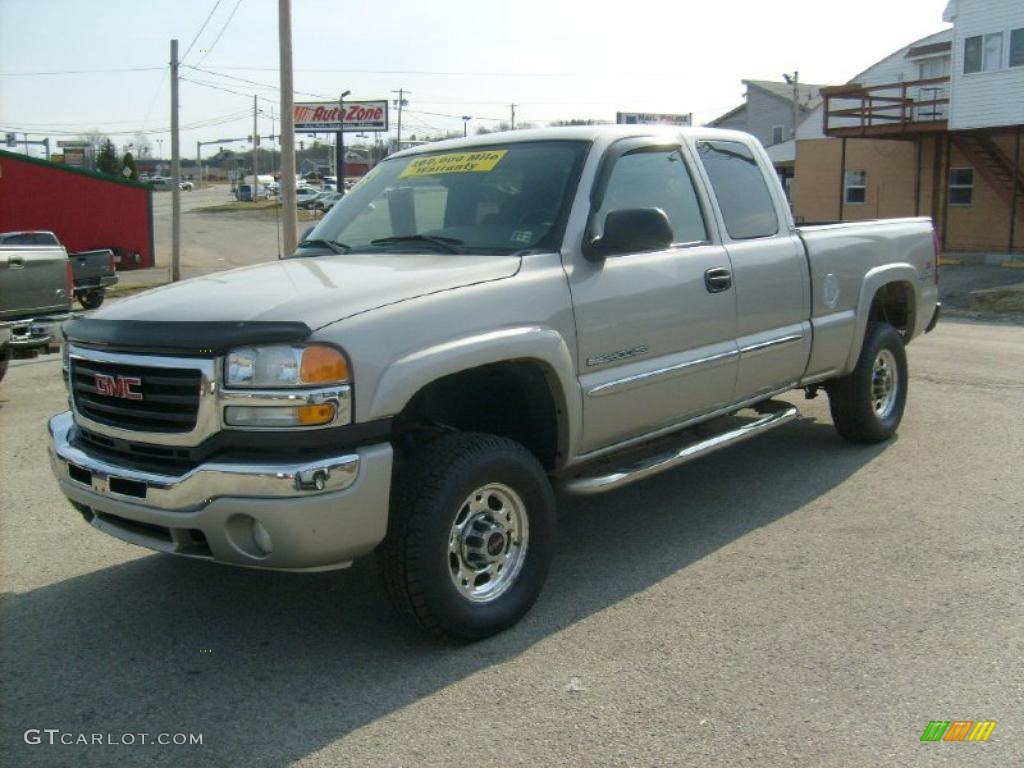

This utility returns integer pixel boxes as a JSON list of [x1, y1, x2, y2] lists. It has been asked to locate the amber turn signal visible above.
[[297, 403, 337, 426], [300, 346, 349, 384]]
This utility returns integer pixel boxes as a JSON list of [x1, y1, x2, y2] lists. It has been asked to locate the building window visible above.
[[964, 33, 1003, 74], [844, 170, 867, 204], [949, 167, 974, 206], [1011, 28, 1024, 67], [772, 125, 785, 145]]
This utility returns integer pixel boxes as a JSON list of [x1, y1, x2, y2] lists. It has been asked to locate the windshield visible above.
[[294, 140, 589, 256]]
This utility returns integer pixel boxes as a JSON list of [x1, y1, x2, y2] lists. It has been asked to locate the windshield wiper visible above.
[[296, 238, 351, 255], [370, 234, 464, 253]]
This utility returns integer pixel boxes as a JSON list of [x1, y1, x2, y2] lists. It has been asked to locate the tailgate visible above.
[[0, 247, 72, 320], [71, 249, 116, 284]]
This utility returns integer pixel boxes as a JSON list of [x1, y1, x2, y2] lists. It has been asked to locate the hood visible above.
[[96, 253, 521, 329]]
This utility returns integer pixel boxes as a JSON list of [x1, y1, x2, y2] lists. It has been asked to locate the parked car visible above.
[[48, 126, 940, 640], [0, 231, 117, 309], [295, 187, 320, 207], [299, 191, 330, 210], [314, 191, 344, 212], [179, 180, 194, 191]]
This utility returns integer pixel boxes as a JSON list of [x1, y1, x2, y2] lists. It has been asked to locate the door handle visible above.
[[8, 257, 25, 269], [704, 267, 732, 293]]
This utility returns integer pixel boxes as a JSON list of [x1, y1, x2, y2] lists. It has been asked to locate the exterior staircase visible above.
[[952, 131, 1024, 218]]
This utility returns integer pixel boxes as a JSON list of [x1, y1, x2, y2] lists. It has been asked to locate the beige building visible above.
[[791, 1, 1023, 255]]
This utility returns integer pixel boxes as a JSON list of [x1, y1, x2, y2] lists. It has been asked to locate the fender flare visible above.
[[844, 263, 921, 372], [368, 326, 582, 460]]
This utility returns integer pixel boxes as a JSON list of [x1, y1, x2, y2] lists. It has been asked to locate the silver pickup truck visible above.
[[48, 126, 940, 639], [1, 237, 73, 381]]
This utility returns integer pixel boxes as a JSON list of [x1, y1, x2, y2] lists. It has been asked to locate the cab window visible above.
[[596, 147, 707, 245]]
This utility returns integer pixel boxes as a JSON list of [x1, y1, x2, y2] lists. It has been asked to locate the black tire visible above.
[[0, 349, 8, 384], [826, 322, 908, 444], [78, 289, 105, 310], [378, 432, 556, 641]]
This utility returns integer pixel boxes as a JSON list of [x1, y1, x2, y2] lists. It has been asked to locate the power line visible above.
[[0, 66, 163, 76], [182, 0, 223, 63], [202, 64, 690, 78], [0, 109, 252, 138], [182, 76, 272, 101], [185, 65, 330, 100], [194, 0, 244, 65], [141, 69, 169, 127]]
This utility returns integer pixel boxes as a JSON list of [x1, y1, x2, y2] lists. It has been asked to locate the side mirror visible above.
[[584, 208, 673, 260]]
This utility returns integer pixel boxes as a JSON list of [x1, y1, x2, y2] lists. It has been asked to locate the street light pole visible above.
[[337, 89, 350, 186], [462, 115, 472, 137]]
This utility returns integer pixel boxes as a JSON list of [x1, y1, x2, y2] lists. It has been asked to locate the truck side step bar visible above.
[[559, 400, 800, 495]]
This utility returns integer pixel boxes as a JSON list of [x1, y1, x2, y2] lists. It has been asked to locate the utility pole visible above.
[[509, 103, 517, 130], [785, 70, 799, 141], [462, 116, 472, 137], [252, 94, 259, 201], [392, 88, 408, 150], [338, 90, 350, 184], [171, 38, 181, 282], [278, 0, 298, 253], [196, 140, 201, 186]]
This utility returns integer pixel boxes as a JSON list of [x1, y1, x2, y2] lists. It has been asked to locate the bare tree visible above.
[[132, 132, 153, 158]]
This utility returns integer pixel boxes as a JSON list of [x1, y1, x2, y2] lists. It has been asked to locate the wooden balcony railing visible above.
[[822, 76, 950, 137]]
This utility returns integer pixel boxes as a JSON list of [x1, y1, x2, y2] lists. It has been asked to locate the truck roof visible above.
[[389, 125, 757, 159]]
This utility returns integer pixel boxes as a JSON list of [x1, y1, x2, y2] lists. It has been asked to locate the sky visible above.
[[0, 0, 952, 160]]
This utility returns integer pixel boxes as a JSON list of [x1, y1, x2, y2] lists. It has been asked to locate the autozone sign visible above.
[[294, 100, 389, 133]]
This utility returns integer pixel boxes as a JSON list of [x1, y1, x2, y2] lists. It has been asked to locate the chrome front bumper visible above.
[[5, 313, 71, 350], [48, 411, 393, 571]]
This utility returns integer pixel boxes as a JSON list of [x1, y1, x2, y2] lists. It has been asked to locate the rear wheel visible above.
[[0, 347, 9, 383], [78, 289, 105, 310], [826, 322, 908, 443], [378, 432, 556, 641]]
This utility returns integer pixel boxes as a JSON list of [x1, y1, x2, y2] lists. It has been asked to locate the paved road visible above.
[[1, 320, 1021, 767], [147, 184, 287, 280]]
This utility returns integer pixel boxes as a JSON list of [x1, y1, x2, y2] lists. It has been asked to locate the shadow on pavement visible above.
[[2, 415, 887, 766]]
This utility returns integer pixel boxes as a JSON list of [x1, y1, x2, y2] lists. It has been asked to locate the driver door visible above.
[[567, 140, 739, 454]]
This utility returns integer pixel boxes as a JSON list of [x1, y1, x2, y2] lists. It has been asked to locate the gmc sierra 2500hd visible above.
[[49, 126, 940, 639]]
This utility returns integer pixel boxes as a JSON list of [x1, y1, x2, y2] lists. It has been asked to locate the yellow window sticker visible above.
[[399, 150, 508, 178]]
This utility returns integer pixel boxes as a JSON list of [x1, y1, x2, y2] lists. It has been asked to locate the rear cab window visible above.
[[696, 139, 780, 240]]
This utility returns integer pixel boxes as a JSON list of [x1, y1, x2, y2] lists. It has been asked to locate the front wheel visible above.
[[826, 322, 908, 444], [377, 433, 556, 641]]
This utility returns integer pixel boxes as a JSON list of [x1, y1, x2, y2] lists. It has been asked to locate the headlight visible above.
[[225, 344, 349, 388]]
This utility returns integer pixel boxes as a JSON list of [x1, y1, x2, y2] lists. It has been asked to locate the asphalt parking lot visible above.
[[0, 318, 1020, 767]]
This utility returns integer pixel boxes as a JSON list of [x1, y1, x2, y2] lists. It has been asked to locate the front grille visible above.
[[71, 359, 202, 433]]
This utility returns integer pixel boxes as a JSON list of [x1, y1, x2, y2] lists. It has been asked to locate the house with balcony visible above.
[[710, 79, 827, 200], [791, 0, 1024, 255]]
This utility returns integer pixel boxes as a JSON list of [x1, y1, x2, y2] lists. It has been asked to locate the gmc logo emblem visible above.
[[94, 374, 143, 400]]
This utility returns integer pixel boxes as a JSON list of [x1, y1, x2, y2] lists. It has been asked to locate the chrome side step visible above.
[[559, 400, 799, 495]]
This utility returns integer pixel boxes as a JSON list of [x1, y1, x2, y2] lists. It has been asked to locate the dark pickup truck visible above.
[[0, 231, 118, 309]]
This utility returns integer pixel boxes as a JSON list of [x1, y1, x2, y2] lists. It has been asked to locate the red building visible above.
[[0, 149, 154, 269]]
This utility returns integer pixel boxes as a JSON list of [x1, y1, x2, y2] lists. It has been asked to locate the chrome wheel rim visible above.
[[871, 348, 899, 419], [448, 483, 529, 603]]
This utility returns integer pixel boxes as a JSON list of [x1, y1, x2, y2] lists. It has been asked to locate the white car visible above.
[[295, 188, 320, 207]]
